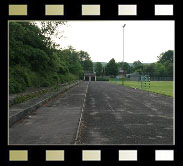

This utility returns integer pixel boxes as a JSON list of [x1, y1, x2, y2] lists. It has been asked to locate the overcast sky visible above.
[[53, 21, 174, 63]]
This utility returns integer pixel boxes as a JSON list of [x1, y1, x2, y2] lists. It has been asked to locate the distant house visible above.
[[117, 67, 125, 78], [126, 72, 140, 81], [84, 72, 96, 81]]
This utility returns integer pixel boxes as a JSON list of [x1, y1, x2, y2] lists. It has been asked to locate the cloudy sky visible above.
[[53, 21, 174, 63]]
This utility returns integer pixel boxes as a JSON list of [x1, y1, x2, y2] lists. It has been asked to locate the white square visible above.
[[155, 5, 173, 15], [155, 150, 174, 161]]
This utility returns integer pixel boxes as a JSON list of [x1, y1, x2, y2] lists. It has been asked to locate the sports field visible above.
[[110, 80, 173, 97]]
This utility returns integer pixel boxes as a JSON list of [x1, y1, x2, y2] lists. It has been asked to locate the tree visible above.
[[157, 50, 173, 77], [154, 63, 166, 77], [59, 47, 83, 76], [131, 60, 144, 74], [9, 21, 91, 93], [157, 50, 173, 64], [133, 60, 143, 70], [164, 61, 173, 77], [105, 58, 119, 77], [118, 62, 131, 74], [9, 22, 51, 72], [78, 51, 93, 72], [95, 62, 103, 76], [143, 63, 156, 76]]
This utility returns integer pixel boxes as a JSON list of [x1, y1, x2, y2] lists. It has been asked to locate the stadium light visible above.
[[122, 24, 126, 85]]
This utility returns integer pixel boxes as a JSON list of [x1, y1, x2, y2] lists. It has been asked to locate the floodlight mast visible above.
[[122, 24, 126, 85]]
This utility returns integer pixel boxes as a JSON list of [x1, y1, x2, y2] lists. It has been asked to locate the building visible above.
[[126, 72, 140, 81], [84, 72, 96, 81]]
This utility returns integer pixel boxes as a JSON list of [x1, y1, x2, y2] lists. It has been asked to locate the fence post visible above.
[[145, 76, 146, 88]]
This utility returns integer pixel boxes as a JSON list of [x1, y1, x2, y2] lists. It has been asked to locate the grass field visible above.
[[110, 79, 174, 97]]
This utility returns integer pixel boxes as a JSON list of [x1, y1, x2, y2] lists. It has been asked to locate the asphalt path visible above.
[[77, 81, 173, 145], [9, 81, 173, 145], [9, 81, 88, 145]]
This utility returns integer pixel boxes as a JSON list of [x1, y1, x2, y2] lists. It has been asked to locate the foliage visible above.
[[131, 60, 144, 74], [12, 88, 51, 106], [129, 50, 173, 77], [105, 58, 119, 77], [118, 62, 131, 74], [143, 63, 155, 75], [157, 50, 173, 64], [95, 62, 103, 76], [78, 50, 93, 72], [9, 22, 90, 94], [96, 77, 109, 81], [9, 65, 32, 93]]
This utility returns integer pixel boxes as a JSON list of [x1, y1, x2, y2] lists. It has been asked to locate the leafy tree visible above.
[[157, 50, 173, 77], [95, 62, 103, 76], [78, 51, 93, 72], [118, 62, 131, 74], [9, 21, 91, 93], [34, 21, 67, 49], [157, 50, 173, 64], [132, 60, 143, 72], [143, 63, 156, 76], [38, 21, 66, 37], [164, 61, 173, 77], [105, 58, 119, 77], [154, 63, 166, 77], [58, 47, 83, 76]]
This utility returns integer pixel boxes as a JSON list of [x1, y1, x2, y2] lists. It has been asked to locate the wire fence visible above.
[[129, 76, 173, 81], [149, 77, 173, 81]]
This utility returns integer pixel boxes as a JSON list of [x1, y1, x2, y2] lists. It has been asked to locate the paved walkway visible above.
[[9, 81, 173, 145], [9, 81, 88, 145], [77, 81, 173, 145]]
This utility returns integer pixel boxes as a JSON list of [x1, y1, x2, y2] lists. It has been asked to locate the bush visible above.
[[39, 72, 59, 87], [9, 65, 32, 93], [9, 22, 89, 94], [9, 63, 80, 94], [9, 78, 26, 93], [96, 77, 109, 81], [59, 73, 78, 83]]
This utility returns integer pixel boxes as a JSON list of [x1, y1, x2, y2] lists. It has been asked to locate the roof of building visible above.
[[84, 72, 96, 76]]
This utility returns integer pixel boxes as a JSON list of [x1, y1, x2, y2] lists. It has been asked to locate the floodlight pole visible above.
[[122, 24, 126, 86]]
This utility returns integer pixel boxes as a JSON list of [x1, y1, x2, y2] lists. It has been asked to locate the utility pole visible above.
[[93, 63, 95, 73], [122, 24, 126, 85]]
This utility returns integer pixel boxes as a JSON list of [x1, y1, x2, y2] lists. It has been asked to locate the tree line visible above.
[[9, 21, 173, 93], [9, 22, 93, 93], [94, 50, 173, 78]]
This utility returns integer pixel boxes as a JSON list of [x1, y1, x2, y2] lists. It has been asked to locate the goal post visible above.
[[141, 75, 150, 89]]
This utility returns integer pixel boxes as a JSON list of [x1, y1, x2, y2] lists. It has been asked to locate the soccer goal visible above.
[[141, 75, 151, 88]]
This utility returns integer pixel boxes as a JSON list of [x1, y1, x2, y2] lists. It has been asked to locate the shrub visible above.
[[59, 73, 78, 83], [9, 65, 31, 93], [96, 77, 109, 81], [9, 78, 26, 93]]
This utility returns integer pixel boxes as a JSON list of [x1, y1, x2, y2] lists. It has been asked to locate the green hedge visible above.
[[96, 77, 109, 81]]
